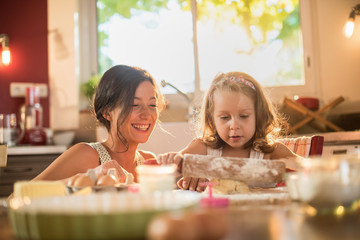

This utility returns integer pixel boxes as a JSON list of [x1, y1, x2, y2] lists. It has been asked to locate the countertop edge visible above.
[[7, 145, 68, 155]]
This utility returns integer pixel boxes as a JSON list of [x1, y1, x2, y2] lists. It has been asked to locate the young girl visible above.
[[158, 71, 301, 192], [33, 65, 166, 183]]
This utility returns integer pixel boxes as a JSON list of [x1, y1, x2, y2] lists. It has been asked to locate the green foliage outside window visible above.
[[97, 0, 301, 85]]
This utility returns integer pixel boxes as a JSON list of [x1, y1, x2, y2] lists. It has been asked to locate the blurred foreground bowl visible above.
[[8, 191, 200, 240], [286, 154, 360, 215]]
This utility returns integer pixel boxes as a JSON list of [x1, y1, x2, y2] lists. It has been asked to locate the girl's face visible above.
[[109, 81, 158, 145], [213, 89, 256, 149]]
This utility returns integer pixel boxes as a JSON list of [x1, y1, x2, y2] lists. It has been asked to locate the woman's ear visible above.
[[102, 109, 111, 121]]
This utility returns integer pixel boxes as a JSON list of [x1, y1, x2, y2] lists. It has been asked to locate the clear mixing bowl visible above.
[[286, 154, 360, 215]]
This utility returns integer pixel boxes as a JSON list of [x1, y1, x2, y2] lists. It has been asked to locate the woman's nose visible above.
[[139, 105, 150, 118]]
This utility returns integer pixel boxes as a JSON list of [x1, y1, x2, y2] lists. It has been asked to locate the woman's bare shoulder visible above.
[[64, 142, 97, 156], [32, 143, 100, 181], [56, 143, 100, 167]]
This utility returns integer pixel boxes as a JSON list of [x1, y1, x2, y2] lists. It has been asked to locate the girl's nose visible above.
[[230, 119, 240, 130]]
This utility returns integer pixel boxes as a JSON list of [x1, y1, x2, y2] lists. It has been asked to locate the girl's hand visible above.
[[177, 177, 208, 192], [157, 152, 184, 166]]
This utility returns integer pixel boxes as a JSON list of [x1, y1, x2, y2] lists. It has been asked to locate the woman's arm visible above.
[[32, 143, 100, 181]]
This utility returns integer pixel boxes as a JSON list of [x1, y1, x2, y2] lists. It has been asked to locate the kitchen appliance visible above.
[[19, 87, 46, 145]]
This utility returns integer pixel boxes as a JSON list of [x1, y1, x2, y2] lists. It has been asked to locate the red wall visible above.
[[0, 0, 49, 128]]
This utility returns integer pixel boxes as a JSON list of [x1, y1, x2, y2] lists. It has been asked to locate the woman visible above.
[[34, 65, 165, 182]]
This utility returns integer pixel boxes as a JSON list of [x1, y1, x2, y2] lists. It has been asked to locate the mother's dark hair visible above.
[[93, 65, 165, 148]]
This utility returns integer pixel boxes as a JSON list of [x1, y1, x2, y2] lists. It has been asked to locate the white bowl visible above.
[[53, 131, 75, 146]]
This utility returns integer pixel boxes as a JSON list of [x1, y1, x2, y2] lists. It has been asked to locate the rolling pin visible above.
[[180, 154, 286, 187]]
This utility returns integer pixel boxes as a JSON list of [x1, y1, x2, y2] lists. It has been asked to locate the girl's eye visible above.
[[149, 104, 157, 108], [240, 115, 249, 118], [220, 116, 229, 120]]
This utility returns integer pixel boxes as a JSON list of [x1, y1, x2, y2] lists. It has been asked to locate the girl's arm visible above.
[[157, 138, 208, 192], [157, 138, 206, 165], [138, 149, 157, 161], [157, 138, 207, 165], [270, 142, 303, 171]]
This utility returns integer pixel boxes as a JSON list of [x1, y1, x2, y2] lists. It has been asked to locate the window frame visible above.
[[264, 0, 319, 103], [79, 0, 318, 107]]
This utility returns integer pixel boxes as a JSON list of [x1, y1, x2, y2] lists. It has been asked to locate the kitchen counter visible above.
[[321, 131, 360, 156], [7, 145, 68, 155], [292, 131, 360, 156], [0, 145, 67, 197]]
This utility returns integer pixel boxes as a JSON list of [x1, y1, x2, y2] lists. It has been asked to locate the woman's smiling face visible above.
[[109, 81, 158, 145], [213, 89, 256, 149]]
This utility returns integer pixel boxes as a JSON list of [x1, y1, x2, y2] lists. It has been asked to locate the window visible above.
[[97, 0, 195, 93], [93, 0, 316, 101]]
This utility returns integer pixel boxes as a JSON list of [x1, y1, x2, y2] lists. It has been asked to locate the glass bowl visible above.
[[286, 154, 360, 215]]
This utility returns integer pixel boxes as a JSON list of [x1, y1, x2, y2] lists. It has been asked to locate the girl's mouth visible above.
[[132, 124, 150, 131], [229, 135, 242, 141]]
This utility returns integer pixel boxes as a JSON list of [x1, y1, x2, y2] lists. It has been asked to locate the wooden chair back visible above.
[[278, 135, 324, 157]]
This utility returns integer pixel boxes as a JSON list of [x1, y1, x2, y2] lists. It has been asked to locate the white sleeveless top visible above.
[[206, 146, 264, 159], [87, 142, 145, 165]]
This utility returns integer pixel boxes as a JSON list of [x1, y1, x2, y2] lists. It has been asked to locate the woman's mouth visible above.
[[132, 124, 151, 131]]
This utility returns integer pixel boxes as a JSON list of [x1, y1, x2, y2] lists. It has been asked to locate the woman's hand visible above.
[[95, 160, 129, 183], [66, 160, 131, 186], [157, 152, 184, 166], [177, 177, 208, 192]]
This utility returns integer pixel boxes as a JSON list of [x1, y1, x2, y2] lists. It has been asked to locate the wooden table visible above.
[[223, 204, 360, 240], [1, 192, 360, 240]]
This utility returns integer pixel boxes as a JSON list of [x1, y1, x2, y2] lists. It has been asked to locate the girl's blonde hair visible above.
[[200, 71, 287, 153]]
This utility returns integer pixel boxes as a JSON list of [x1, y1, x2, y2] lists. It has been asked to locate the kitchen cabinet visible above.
[[0, 146, 66, 197], [321, 131, 360, 156]]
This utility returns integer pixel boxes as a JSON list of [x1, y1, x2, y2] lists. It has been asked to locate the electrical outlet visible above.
[[10, 82, 48, 98]]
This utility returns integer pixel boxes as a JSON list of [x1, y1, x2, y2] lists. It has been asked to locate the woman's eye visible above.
[[149, 104, 157, 108], [240, 115, 249, 118], [132, 104, 140, 108], [220, 116, 229, 120]]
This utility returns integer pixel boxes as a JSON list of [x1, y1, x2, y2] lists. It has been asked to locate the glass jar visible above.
[[136, 164, 177, 193], [19, 87, 47, 145]]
